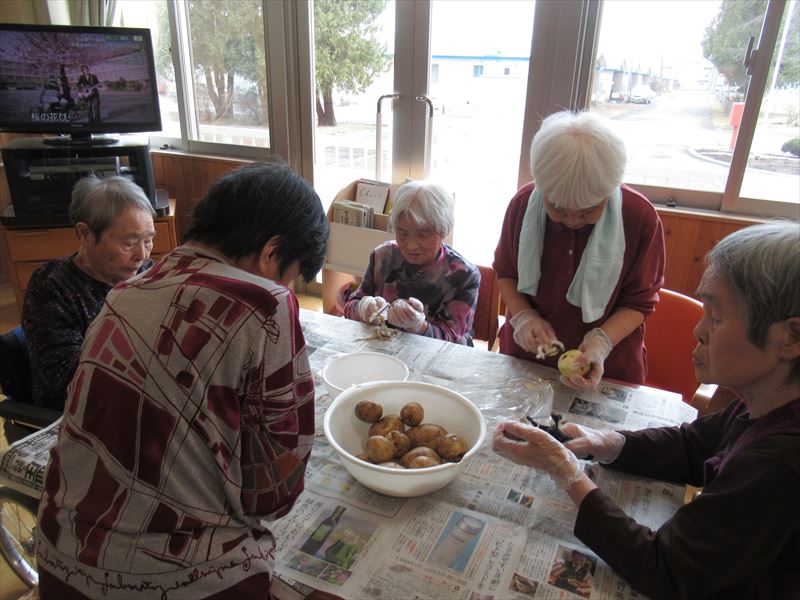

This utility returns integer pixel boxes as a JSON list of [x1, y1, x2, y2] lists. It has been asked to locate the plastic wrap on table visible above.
[[448, 375, 554, 442]]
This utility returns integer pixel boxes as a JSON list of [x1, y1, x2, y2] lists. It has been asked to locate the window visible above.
[[588, 0, 798, 216], [111, 0, 796, 230], [114, 0, 287, 159], [113, 1, 180, 139]]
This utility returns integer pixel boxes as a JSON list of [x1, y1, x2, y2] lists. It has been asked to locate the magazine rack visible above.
[[322, 180, 397, 314]]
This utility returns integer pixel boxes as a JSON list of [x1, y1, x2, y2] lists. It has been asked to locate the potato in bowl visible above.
[[323, 381, 487, 497]]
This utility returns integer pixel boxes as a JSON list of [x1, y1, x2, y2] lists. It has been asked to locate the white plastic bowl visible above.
[[323, 381, 487, 497], [322, 352, 409, 399]]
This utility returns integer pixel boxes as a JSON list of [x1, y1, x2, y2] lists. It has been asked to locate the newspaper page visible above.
[[271, 311, 697, 599], [0, 417, 60, 497]]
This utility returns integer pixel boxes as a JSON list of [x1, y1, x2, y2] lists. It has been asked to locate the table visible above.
[[277, 310, 696, 599], [0, 309, 696, 599]]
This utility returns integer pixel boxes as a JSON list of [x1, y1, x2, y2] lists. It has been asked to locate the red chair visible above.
[[644, 288, 706, 404]]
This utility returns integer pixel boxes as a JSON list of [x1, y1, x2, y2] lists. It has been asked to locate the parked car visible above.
[[630, 85, 655, 104]]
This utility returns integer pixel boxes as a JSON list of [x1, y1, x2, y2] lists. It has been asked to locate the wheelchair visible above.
[[0, 326, 61, 587]]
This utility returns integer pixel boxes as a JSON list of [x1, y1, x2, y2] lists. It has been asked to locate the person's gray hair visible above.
[[530, 110, 627, 210], [69, 174, 155, 238], [389, 180, 454, 237], [705, 220, 800, 381]]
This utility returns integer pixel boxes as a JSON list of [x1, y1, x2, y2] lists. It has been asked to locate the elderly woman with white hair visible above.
[[344, 180, 481, 345], [493, 110, 665, 389], [493, 220, 800, 598]]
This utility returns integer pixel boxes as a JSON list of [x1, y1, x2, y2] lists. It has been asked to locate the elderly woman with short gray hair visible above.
[[22, 174, 156, 409], [493, 110, 665, 389], [344, 180, 481, 345], [493, 220, 800, 598]]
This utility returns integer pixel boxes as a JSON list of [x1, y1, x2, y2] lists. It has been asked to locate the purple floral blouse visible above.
[[344, 241, 480, 345]]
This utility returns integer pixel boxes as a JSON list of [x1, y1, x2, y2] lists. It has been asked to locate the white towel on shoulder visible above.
[[517, 186, 625, 323]]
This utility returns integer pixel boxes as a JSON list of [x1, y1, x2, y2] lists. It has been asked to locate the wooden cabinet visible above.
[[1, 208, 177, 309]]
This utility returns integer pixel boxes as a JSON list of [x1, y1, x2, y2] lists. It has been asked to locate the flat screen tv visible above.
[[0, 23, 162, 145]]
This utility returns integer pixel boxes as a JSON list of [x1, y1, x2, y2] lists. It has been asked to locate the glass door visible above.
[[309, 0, 536, 267], [310, 0, 396, 212], [426, 0, 536, 267]]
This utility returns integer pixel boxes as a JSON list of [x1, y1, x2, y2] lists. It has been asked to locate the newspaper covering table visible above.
[[0, 309, 697, 600]]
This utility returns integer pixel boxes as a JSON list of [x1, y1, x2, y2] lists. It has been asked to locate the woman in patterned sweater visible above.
[[36, 163, 329, 599], [344, 180, 481, 346]]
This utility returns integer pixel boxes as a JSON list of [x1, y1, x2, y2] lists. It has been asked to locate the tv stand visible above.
[[1, 136, 157, 226], [42, 133, 120, 146]]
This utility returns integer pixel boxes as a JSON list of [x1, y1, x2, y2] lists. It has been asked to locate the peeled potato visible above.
[[366, 435, 396, 463], [400, 402, 424, 427], [408, 455, 440, 469], [399, 446, 442, 468], [355, 400, 383, 423], [438, 434, 468, 462], [368, 415, 405, 437], [558, 349, 590, 378]]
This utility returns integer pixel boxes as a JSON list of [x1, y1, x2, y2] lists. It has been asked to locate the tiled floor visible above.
[[0, 280, 323, 599]]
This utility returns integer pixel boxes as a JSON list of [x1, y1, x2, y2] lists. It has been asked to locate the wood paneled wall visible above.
[[151, 151, 250, 241], [657, 208, 761, 297], [1, 147, 762, 298]]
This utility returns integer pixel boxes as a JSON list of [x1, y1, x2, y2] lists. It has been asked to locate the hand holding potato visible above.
[[559, 328, 613, 391]]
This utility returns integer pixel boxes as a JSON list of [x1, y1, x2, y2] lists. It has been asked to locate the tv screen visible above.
[[0, 24, 162, 142]]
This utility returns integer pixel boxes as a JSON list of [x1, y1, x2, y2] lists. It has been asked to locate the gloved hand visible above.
[[492, 420, 585, 491], [561, 422, 625, 464], [509, 309, 559, 355], [560, 328, 613, 391], [387, 297, 428, 333], [357, 295, 388, 324]]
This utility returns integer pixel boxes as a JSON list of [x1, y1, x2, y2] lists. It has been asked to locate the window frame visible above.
[[151, 0, 301, 164], [152, 0, 796, 221]]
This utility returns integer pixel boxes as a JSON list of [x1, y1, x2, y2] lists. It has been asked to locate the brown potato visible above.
[[368, 415, 405, 437], [355, 452, 371, 463], [400, 402, 424, 427], [399, 446, 442, 468], [438, 434, 469, 462], [354, 400, 383, 423], [366, 435, 396, 463], [378, 461, 405, 469], [408, 456, 440, 469], [407, 423, 447, 451], [386, 430, 411, 458]]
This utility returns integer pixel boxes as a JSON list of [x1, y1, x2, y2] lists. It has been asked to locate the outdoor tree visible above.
[[188, 0, 267, 123], [703, 0, 799, 91], [314, 0, 390, 126]]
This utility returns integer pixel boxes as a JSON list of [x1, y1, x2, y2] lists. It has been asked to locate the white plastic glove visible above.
[[357, 295, 388, 324], [560, 328, 613, 391], [561, 423, 625, 464], [387, 297, 428, 333], [492, 420, 584, 491], [509, 309, 559, 355]]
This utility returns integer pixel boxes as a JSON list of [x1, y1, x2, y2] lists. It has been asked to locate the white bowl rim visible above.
[[323, 380, 487, 475], [321, 351, 410, 390]]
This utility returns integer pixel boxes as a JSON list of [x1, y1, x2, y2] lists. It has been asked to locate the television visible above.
[[0, 23, 162, 145]]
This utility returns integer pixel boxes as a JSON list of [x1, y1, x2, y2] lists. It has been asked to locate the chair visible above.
[[643, 288, 713, 404], [0, 327, 61, 430], [473, 266, 501, 349]]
